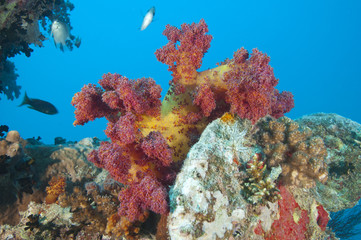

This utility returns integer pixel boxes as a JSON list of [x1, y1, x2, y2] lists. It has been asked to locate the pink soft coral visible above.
[[71, 84, 115, 126], [223, 48, 294, 123], [73, 19, 295, 225], [73, 74, 173, 222], [88, 142, 131, 184], [99, 73, 162, 116], [141, 131, 173, 167], [155, 19, 212, 82], [88, 130, 174, 221], [72, 73, 162, 127], [105, 112, 139, 145], [154, 20, 293, 124], [118, 175, 168, 222], [193, 83, 216, 118]]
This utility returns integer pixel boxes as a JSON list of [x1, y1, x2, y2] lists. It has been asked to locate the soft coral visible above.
[[224, 48, 294, 124], [155, 19, 213, 82]]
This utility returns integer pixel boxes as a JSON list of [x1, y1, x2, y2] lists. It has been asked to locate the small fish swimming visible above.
[[51, 20, 69, 51], [0, 125, 9, 137], [140, 6, 155, 31], [19, 92, 58, 115], [74, 36, 82, 48]]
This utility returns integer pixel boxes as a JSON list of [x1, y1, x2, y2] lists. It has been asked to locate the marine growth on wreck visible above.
[[1, 3, 361, 239]]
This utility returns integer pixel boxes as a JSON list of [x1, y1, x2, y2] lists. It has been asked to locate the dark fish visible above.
[[0, 125, 9, 137], [19, 92, 58, 115]]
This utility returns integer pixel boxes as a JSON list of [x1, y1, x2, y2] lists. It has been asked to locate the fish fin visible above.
[[18, 92, 30, 107], [74, 37, 81, 48], [60, 44, 64, 52], [150, 6, 155, 16], [151, 7, 156, 22]]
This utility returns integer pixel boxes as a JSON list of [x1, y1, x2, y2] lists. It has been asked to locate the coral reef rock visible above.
[[0, 135, 101, 227], [258, 117, 328, 189], [168, 115, 335, 239], [2, 113, 361, 239], [296, 113, 361, 212], [25, 137, 101, 183], [168, 116, 255, 239]]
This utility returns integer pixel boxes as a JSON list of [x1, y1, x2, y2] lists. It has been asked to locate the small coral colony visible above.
[[2, 2, 360, 238]]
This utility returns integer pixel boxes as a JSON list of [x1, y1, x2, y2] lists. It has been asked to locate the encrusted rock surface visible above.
[[297, 113, 361, 212], [25, 137, 102, 183], [168, 115, 332, 239], [168, 117, 255, 239], [0, 136, 101, 226], [1, 113, 361, 239]]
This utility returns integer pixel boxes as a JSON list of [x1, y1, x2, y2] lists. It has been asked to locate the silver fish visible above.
[[140, 6, 155, 31], [51, 20, 69, 51]]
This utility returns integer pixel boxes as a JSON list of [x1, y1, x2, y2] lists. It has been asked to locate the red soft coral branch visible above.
[[193, 83, 216, 117], [71, 84, 115, 126], [104, 112, 139, 145], [73, 19, 296, 225], [155, 19, 213, 81], [118, 175, 169, 222], [88, 141, 131, 184], [270, 90, 294, 119], [72, 73, 162, 127], [141, 131, 173, 167], [100, 73, 162, 116], [224, 48, 294, 123]]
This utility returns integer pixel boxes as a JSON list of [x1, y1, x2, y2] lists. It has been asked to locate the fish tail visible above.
[[18, 92, 30, 107]]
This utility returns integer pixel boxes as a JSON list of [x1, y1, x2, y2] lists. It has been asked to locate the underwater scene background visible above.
[[1, 0, 361, 239], [2, 0, 361, 144]]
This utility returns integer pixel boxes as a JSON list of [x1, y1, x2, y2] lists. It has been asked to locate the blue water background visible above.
[[1, 0, 361, 237], [2, 0, 361, 144]]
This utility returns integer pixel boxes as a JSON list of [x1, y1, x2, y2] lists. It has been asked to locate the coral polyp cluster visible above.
[[258, 117, 328, 188], [45, 176, 66, 204], [223, 48, 294, 123], [241, 153, 282, 204], [72, 74, 176, 222], [155, 19, 213, 82], [72, 73, 162, 127], [0, 130, 21, 158], [157, 37, 295, 125], [154, 20, 293, 125]]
